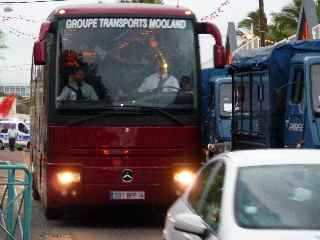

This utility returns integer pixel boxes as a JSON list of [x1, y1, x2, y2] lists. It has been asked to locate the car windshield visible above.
[[0, 123, 16, 133], [56, 18, 197, 110], [220, 83, 232, 117], [311, 64, 320, 113], [235, 165, 320, 229]]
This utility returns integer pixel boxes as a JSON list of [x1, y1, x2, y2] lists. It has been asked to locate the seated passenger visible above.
[[138, 59, 179, 93], [180, 76, 194, 95], [58, 68, 98, 101]]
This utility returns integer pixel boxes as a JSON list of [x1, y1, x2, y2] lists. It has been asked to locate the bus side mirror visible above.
[[33, 40, 46, 65], [33, 21, 51, 65], [196, 22, 226, 68]]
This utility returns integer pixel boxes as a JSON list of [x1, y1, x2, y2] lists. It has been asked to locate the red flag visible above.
[[0, 95, 16, 118]]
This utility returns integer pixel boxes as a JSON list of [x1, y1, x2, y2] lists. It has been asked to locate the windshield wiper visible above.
[[67, 106, 186, 126], [120, 105, 186, 126], [68, 108, 143, 126]]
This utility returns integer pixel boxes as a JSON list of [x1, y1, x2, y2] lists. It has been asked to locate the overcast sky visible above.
[[0, 0, 292, 85]]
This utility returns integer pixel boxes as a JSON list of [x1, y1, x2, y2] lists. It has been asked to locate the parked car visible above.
[[0, 119, 30, 150], [163, 150, 320, 240]]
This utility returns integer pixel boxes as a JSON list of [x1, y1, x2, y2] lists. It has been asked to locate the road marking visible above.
[[44, 233, 74, 240]]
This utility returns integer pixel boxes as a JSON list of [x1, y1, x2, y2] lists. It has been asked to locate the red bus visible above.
[[30, 3, 224, 218]]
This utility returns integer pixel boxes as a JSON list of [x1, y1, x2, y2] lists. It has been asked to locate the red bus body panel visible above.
[[54, 4, 194, 18], [46, 126, 201, 207]]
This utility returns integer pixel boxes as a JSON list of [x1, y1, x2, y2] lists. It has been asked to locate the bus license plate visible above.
[[110, 191, 145, 200]]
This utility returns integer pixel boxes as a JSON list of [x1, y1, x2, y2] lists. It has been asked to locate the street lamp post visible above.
[[259, 0, 267, 47]]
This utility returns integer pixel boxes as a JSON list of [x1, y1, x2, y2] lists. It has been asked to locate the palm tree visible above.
[[268, 0, 302, 41], [238, 9, 261, 36], [239, 0, 320, 43]]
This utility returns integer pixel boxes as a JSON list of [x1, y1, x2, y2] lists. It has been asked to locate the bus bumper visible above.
[[45, 163, 195, 208]]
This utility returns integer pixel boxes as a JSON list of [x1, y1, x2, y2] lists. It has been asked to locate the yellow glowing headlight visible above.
[[57, 171, 81, 185], [174, 170, 195, 187]]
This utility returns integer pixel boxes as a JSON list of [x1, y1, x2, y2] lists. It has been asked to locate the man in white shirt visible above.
[[138, 60, 180, 93], [8, 124, 18, 151], [58, 68, 98, 101]]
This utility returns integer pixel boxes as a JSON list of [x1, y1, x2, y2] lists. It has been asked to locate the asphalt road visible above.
[[0, 150, 163, 240]]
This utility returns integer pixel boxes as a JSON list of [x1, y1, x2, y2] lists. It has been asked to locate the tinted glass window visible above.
[[291, 66, 304, 104], [18, 123, 29, 134], [0, 123, 15, 133], [220, 84, 232, 117], [242, 75, 250, 115], [200, 164, 225, 231], [311, 64, 320, 112], [56, 18, 197, 110], [235, 165, 320, 229], [189, 165, 212, 212]]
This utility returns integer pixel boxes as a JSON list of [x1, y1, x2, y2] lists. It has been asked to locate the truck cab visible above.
[[232, 41, 320, 150], [285, 54, 320, 148], [202, 68, 231, 155]]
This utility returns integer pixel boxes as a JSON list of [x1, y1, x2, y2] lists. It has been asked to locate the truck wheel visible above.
[[32, 173, 41, 201], [44, 207, 61, 220]]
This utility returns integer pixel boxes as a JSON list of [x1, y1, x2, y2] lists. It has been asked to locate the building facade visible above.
[[0, 85, 30, 97]]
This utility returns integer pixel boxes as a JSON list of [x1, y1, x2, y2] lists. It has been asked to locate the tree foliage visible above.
[[239, 0, 320, 43]]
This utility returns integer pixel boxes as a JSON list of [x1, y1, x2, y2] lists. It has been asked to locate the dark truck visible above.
[[202, 68, 231, 155], [231, 40, 320, 149]]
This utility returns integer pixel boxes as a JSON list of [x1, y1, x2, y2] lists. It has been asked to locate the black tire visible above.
[[44, 207, 61, 220], [32, 185, 41, 201], [32, 173, 41, 201]]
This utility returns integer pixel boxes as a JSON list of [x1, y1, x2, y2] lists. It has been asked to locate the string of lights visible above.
[[0, 15, 39, 23], [8, 26, 36, 39], [0, 64, 31, 71], [201, 0, 231, 21]]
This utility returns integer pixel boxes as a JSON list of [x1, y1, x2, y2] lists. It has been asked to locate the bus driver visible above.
[[138, 58, 179, 93], [58, 67, 99, 101]]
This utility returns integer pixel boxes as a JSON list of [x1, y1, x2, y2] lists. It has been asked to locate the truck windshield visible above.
[[56, 18, 197, 111], [311, 64, 320, 113], [220, 83, 232, 117], [235, 165, 320, 229]]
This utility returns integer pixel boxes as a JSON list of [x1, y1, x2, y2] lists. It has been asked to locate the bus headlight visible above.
[[174, 170, 195, 188], [57, 171, 81, 185]]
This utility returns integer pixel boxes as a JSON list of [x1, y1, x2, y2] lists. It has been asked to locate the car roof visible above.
[[215, 149, 320, 168]]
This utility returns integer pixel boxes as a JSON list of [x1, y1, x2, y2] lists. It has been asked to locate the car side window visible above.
[[18, 123, 29, 134], [200, 163, 225, 232], [189, 162, 218, 213]]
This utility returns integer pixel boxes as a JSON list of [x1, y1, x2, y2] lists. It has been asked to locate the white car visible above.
[[0, 119, 30, 149], [163, 150, 320, 240]]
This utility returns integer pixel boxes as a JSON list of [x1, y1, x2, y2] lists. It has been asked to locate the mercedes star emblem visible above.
[[121, 169, 134, 183]]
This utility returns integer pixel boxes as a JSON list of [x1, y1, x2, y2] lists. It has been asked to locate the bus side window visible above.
[[291, 66, 304, 104]]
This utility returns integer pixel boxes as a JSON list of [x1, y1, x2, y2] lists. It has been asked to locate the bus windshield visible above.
[[56, 18, 197, 110]]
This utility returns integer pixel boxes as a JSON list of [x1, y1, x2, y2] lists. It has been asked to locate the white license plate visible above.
[[110, 191, 145, 200]]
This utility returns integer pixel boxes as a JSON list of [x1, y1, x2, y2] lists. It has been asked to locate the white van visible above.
[[0, 119, 30, 150]]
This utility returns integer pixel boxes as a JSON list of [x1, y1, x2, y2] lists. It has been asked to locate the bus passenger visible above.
[[58, 68, 98, 101]]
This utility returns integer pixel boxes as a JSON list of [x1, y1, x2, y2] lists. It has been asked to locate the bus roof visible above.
[[50, 3, 194, 19]]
